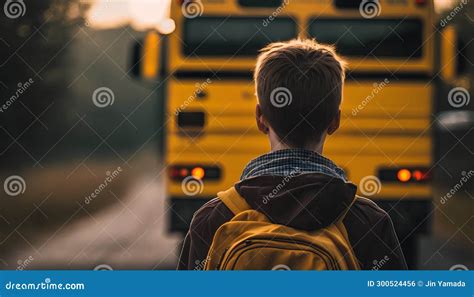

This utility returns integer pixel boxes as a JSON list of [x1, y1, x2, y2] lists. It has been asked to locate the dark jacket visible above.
[[177, 173, 407, 270]]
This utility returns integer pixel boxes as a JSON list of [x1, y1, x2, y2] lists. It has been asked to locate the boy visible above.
[[178, 39, 407, 270]]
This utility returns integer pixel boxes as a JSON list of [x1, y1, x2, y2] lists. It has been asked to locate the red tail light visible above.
[[379, 167, 431, 183], [169, 165, 221, 181]]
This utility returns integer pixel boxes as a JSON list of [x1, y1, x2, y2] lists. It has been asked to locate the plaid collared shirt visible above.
[[240, 148, 347, 181]]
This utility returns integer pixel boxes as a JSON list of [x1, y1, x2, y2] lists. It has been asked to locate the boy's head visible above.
[[254, 39, 346, 150]]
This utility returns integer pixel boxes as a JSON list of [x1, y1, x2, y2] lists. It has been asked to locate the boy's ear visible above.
[[327, 109, 340, 135], [256, 104, 269, 134]]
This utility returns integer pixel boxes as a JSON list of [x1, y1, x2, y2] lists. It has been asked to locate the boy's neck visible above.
[[270, 141, 324, 155], [267, 129, 327, 155]]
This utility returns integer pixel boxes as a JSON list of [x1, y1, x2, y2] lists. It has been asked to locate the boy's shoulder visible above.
[[188, 197, 233, 238], [351, 195, 391, 221]]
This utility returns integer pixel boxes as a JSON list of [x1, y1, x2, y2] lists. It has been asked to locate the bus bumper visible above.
[[169, 197, 212, 233], [376, 198, 432, 268], [376, 198, 432, 239]]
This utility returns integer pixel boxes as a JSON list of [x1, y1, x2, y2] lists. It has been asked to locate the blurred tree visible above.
[[0, 0, 89, 168]]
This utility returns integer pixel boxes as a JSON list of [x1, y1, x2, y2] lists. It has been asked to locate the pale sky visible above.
[[87, 0, 172, 32], [86, 0, 460, 32]]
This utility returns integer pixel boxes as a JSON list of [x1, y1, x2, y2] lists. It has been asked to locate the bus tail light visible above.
[[378, 167, 431, 183], [169, 165, 221, 181], [191, 167, 205, 180], [397, 169, 411, 182]]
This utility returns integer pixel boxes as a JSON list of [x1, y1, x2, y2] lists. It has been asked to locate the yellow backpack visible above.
[[204, 187, 361, 270]]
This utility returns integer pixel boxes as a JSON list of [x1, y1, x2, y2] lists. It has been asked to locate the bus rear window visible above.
[[182, 17, 297, 57], [308, 19, 423, 58]]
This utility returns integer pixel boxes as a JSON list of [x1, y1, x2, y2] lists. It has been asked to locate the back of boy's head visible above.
[[254, 39, 346, 147]]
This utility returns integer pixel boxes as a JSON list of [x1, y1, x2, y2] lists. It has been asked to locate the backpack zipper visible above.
[[216, 237, 340, 270]]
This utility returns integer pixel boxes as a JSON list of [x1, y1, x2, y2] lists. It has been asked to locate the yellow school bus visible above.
[[131, 0, 458, 267]]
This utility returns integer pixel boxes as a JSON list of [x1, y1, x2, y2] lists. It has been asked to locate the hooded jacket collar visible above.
[[235, 173, 357, 231]]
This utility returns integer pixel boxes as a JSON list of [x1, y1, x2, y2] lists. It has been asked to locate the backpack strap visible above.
[[217, 187, 251, 215]]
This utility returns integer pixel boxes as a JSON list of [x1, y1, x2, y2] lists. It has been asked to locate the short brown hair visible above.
[[254, 39, 346, 147]]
